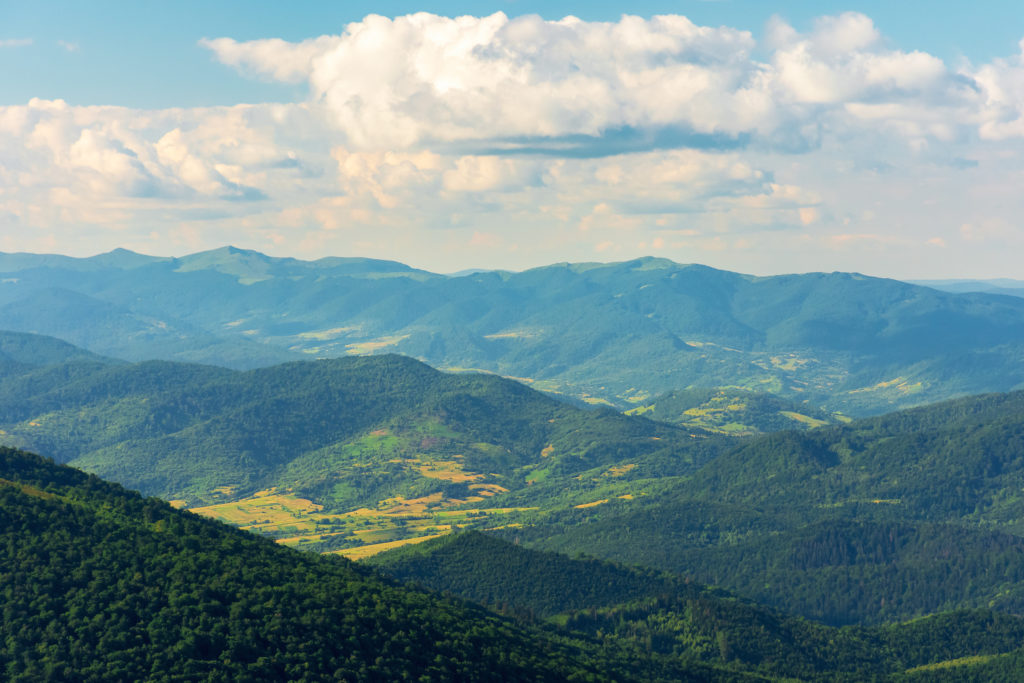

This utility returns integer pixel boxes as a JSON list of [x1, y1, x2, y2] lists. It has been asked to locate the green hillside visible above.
[[492, 390, 1024, 625], [0, 446, 741, 682], [370, 532, 1024, 681], [0, 352, 709, 503], [0, 339, 725, 556], [626, 387, 840, 435], [10, 328, 1024, 631], [4, 249, 1024, 413]]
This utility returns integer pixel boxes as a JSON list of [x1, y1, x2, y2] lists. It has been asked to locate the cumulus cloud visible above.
[[201, 11, 1024, 155], [0, 99, 302, 202], [204, 12, 767, 151], [4, 11, 1024, 277]]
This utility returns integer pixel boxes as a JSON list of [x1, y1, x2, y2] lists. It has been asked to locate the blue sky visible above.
[[5, 1, 1024, 107], [2, 2, 1024, 277]]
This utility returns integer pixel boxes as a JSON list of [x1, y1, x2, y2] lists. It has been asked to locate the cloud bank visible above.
[[3, 12, 1024, 276]]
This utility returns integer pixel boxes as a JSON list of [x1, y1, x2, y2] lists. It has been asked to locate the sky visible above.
[[2, 1, 1024, 277]]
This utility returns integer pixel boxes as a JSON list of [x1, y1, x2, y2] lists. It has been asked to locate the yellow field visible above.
[[191, 492, 323, 532], [574, 498, 609, 509], [188, 484, 538, 559], [779, 411, 830, 428], [330, 533, 449, 560], [605, 464, 636, 477], [469, 483, 508, 496], [416, 459, 484, 482], [345, 335, 409, 354], [904, 654, 1000, 674], [297, 326, 359, 341], [850, 377, 925, 395], [482, 329, 540, 340]]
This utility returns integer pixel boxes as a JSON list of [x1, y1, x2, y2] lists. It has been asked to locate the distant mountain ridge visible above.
[[910, 278, 1024, 298], [4, 247, 1024, 413]]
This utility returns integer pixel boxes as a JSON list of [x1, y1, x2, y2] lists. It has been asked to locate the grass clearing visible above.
[[297, 326, 359, 341], [330, 533, 449, 560], [416, 459, 484, 482], [904, 654, 1001, 674], [189, 480, 535, 558], [345, 335, 409, 354], [605, 464, 636, 477], [780, 411, 830, 428]]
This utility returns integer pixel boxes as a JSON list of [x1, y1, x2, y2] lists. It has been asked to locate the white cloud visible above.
[[204, 12, 764, 150], [971, 39, 1024, 140], [0, 38, 32, 48], [201, 11, 1018, 155], [4, 12, 1024, 277]]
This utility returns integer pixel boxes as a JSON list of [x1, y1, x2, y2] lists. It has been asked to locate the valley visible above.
[[5, 257, 1024, 678], [9, 4, 1024, 678]]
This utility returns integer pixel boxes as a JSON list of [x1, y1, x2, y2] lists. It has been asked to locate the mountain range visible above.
[[4, 247, 1024, 414], [6, 328, 1024, 630], [6, 247, 1024, 678]]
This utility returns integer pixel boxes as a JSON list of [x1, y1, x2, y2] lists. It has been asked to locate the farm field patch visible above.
[[190, 488, 534, 557]]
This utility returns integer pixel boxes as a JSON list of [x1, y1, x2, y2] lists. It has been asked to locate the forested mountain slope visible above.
[[494, 390, 1024, 625], [369, 532, 1024, 681], [0, 344, 717, 510], [4, 248, 1024, 413], [0, 447, 739, 682], [626, 386, 840, 434]]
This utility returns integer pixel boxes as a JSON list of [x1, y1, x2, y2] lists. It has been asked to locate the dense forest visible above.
[[489, 389, 1024, 624], [8, 323, 1024, 678], [0, 346, 717, 505], [371, 532, 1024, 681], [0, 447, 746, 682]]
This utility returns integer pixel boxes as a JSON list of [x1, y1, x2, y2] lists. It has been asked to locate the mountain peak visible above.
[[87, 248, 164, 269]]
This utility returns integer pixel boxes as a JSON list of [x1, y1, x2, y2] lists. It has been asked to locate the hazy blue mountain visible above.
[[0, 329, 112, 368], [0, 286, 299, 368], [910, 278, 1024, 298], [5, 248, 1024, 413]]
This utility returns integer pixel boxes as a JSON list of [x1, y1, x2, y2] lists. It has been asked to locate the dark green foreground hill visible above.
[[0, 447, 745, 682], [497, 390, 1024, 625], [370, 532, 1024, 681]]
